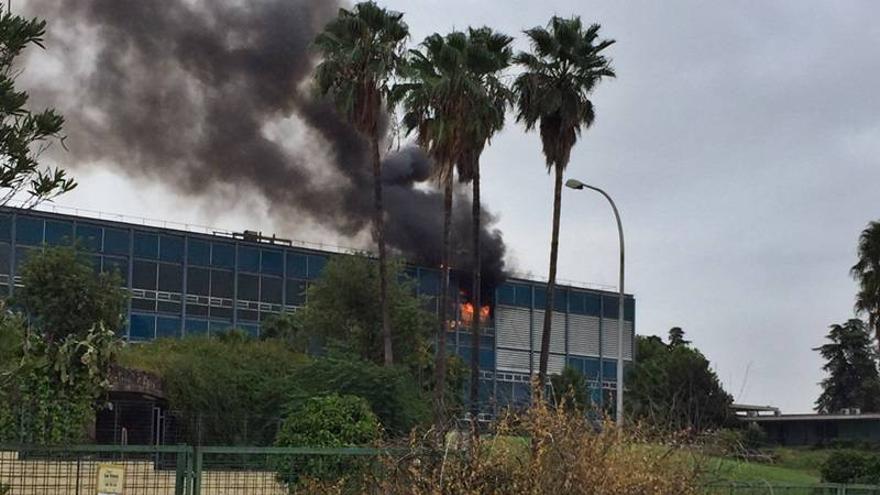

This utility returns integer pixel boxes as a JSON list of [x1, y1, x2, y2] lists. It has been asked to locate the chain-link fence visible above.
[[704, 482, 880, 494]]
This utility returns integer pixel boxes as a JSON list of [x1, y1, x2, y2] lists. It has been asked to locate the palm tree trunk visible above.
[[538, 163, 564, 393], [434, 170, 453, 429], [469, 160, 482, 421], [371, 135, 393, 366]]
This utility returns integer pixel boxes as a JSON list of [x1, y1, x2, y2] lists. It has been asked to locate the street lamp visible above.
[[565, 178, 626, 427]]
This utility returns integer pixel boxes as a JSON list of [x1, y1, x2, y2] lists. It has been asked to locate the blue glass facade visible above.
[[0, 206, 635, 414]]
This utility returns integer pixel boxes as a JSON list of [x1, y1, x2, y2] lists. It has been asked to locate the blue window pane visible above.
[[514, 285, 531, 307], [307, 255, 327, 279], [286, 252, 308, 278], [496, 284, 515, 305], [133, 232, 159, 259], [104, 228, 130, 255], [187, 267, 209, 296], [261, 249, 283, 275], [185, 319, 209, 336], [418, 269, 440, 296], [566, 357, 584, 374], [602, 295, 620, 319], [156, 316, 181, 339], [103, 256, 129, 284], [76, 224, 102, 252], [45, 220, 73, 246], [159, 235, 184, 262], [0, 243, 10, 275], [602, 359, 618, 381], [211, 243, 235, 269], [209, 320, 233, 334], [479, 349, 495, 369], [260, 276, 282, 304], [624, 298, 635, 322], [14, 246, 37, 273], [15, 216, 43, 245], [584, 293, 601, 317], [534, 287, 546, 309], [569, 292, 585, 314], [584, 358, 601, 381], [554, 289, 568, 312], [158, 263, 183, 293], [238, 247, 259, 272], [132, 260, 158, 290], [211, 270, 234, 299], [130, 313, 156, 341], [187, 239, 210, 266], [238, 273, 259, 301], [285, 279, 307, 306], [0, 214, 10, 242]]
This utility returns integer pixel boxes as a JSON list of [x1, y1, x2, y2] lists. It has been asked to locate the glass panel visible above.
[[602, 295, 619, 319], [157, 263, 183, 292], [156, 316, 181, 339], [237, 273, 258, 301], [187, 239, 210, 266], [14, 246, 37, 273], [307, 255, 327, 279], [584, 293, 601, 317], [534, 287, 546, 309], [133, 231, 159, 259], [285, 279, 306, 306], [157, 301, 181, 314], [102, 256, 129, 285], [45, 220, 73, 246], [159, 235, 184, 262], [286, 252, 307, 278], [260, 276, 282, 304], [554, 289, 568, 312], [0, 243, 9, 275], [132, 260, 158, 290], [238, 246, 259, 273], [261, 249, 283, 275], [496, 284, 515, 305], [76, 223, 102, 252], [514, 285, 532, 307], [186, 304, 209, 317], [479, 349, 495, 369], [238, 309, 258, 321], [584, 358, 601, 381], [211, 242, 235, 268], [0, 214, 10, 242], [210, 270, 233, 299], [566, 357, 584, 374], [209, 306, 232, 319], [624, 298, 635, 322], [131, 298, 156, 312], [602, 359, 618, 381], [569, 292, 586, 314], [418, 269, 440, 295], [104, 228, 130, 255], [185, 319, 209, 336], [129, 313, 156, 341], [15, 216, 43, 245], [186, 267, 209, 296]]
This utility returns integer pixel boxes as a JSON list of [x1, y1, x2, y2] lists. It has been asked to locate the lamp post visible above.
[[565, 178, 626, 427]]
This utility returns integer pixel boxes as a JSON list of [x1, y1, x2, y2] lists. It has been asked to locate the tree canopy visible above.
[[815, 319, 880, 414], [852, 221, 880, 346]]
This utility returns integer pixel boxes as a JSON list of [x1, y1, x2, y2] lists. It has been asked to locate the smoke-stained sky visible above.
[[19, 0, 880, 412]]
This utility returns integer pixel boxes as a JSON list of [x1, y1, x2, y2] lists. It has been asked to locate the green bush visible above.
[[118, 336, 308, 445], [292, 357, 431, 435], [273, 394, 380, 487], [820, 450, 880, 483]]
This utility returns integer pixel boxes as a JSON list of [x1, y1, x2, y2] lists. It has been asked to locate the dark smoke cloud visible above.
[[24, 0, 506, 290]]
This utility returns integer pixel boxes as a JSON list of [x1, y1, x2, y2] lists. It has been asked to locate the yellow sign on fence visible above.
[[96, 463, 125, 495]]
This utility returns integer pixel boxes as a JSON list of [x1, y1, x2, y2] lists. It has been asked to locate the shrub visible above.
[[273, 394, 380, 488], [821, 450, 880, 484], [292, 357, 430, 436]]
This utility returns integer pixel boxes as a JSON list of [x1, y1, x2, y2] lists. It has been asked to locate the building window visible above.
[[238, 246, 259, 273], [133, 232, 159, 259], [45, 220, 73, 246], [156, 316, 181, 339], [211, 242, 235, 269], [237, 273, 259, 301], [187, 239, 210, 266], [0, 214, 10, 242], [15, 216, 43, 245], [104, 228, 130, 255], [602, 295, 619, 319], [285, 279, 306, 306], [76, 224, 103, 252], [159, 235, 184, 263], [261, 249, 283, 275], [260, 276, 282, 304], [186, 267, 209, 296], [157, 263, 183, 292], [286, 252, 307, 278], [130, 313, 156, 341], [185, 318, 209, 336], [307, 255, 327, 279], [210, 270, 234, 299], [103, 256, 128, 284], [132, 260, 158, 290]]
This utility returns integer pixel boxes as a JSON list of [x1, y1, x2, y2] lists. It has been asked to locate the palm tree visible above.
[[513, 16, 615, 390], [397, 29, 510, 425], [454, 27, 513, 419], [852, 221, 880, 347], [313, 2, 408, 366]]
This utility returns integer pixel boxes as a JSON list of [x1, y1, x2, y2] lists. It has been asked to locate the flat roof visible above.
[[747, 413, 880, 422]]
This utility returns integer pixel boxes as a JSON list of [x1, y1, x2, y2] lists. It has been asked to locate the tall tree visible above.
[[398, 29, 506, 424], [0, 10, 76, 207], [513, 17, 615, 388], [453, 27, 513, 419], [852, 221, 880, 348], [313, 1, 409, 366], [815, 319, 880, 414]]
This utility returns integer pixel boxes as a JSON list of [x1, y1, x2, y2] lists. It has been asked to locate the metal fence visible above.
[[4, 444, 880, 494]]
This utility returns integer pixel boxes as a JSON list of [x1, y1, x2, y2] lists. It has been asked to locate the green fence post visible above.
[[192, 446, 202, 495], [175, 446, 188, 495]]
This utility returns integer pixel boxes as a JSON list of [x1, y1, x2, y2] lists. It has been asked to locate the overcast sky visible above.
[[20, 0, 880, 412]]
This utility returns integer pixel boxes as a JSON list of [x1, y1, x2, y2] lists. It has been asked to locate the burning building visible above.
[[0, 205, 635, 419]]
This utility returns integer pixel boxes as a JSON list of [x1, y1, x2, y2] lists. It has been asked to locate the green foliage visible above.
[[13, 246, 126, 343], [549, 365, 589, 412], [814, 319, 880, 413], [625, 330, 733, 430], [274, 394, 380, 487], [513, 16, 615, 171], [294, 255, 433, 369], [820, 450, 880, 484], [258, 312, 305, 351], [292, 357, 430, 436], [118, 336, 308, 445], [852, 221, 880, 340], [0, 11, 76, 207]]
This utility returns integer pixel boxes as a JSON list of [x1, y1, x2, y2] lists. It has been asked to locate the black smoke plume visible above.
[[23, 0, 506, 291]]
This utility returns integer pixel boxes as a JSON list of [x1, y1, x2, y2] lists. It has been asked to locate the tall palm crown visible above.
[[513, 16, 615, 170], [313, 2, 408, 136], [852, 221, 880, 341]]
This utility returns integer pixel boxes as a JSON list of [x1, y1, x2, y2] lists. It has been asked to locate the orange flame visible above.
[[460, 302, 490, 324]]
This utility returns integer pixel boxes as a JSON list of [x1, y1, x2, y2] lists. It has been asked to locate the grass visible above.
[[706, 455, 820, 485]]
